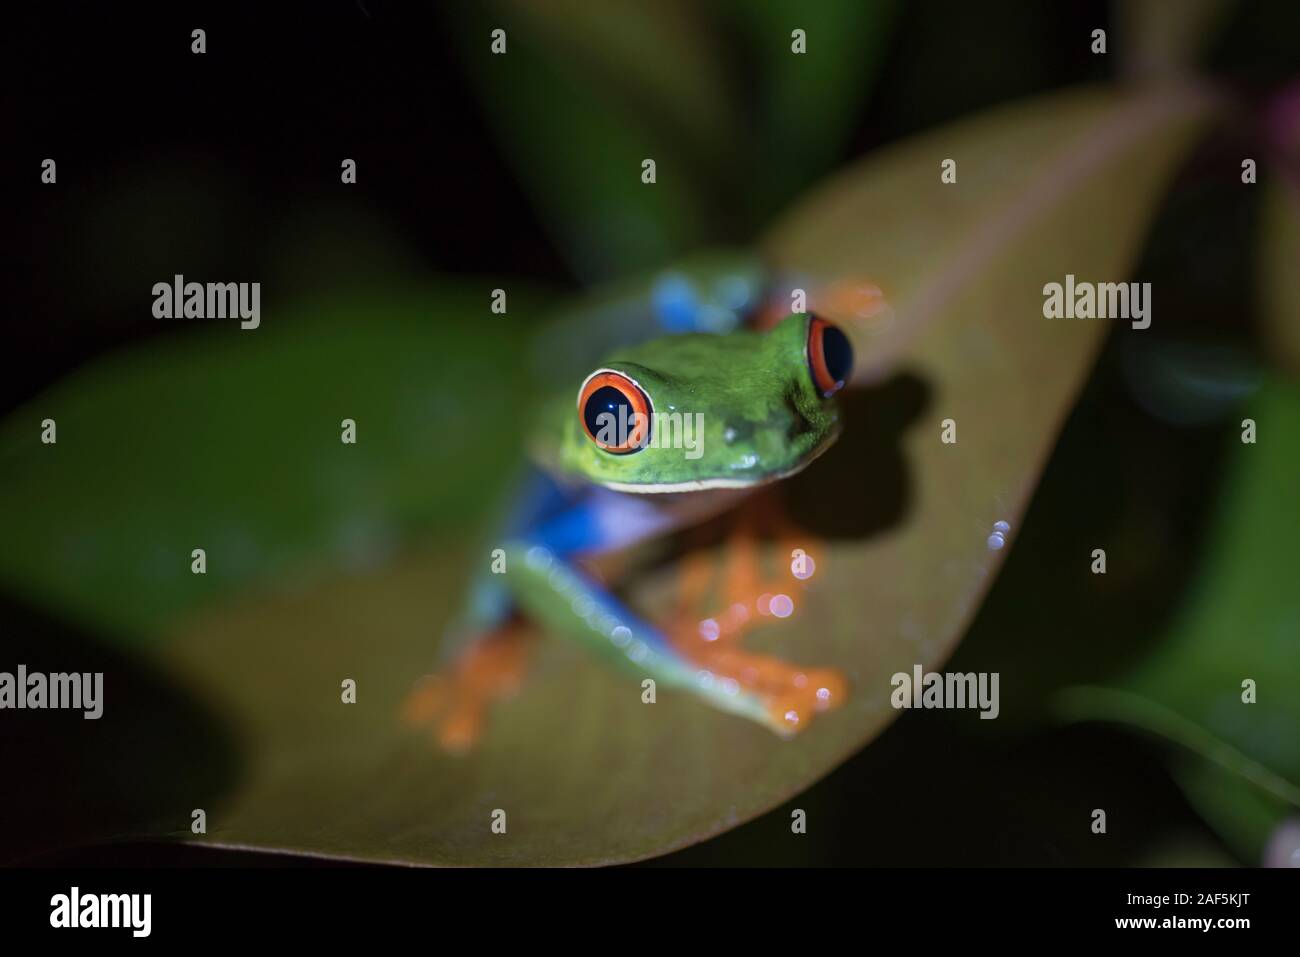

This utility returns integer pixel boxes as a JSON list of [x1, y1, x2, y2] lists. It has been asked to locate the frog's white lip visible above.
[[600, 427, 839, 494]]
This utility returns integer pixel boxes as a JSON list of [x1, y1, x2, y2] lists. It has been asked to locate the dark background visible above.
[[6, 0, 1114, 415]]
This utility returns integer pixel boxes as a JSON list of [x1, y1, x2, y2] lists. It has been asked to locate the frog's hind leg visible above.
[[401, 468, 576, 753], [663, 493, 848, 734]]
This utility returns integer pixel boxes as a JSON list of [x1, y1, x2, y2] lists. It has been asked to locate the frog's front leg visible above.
[[402, 479, 692, 751], [401, 615, 536, 753]]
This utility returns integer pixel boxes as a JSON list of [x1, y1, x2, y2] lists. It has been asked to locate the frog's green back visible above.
[[529, 249, 766, 387]]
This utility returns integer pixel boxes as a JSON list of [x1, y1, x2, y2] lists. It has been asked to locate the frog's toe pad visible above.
[[400, 674, 449, 727], [682, 641, 848, 736], [764, 668, 849, 735]]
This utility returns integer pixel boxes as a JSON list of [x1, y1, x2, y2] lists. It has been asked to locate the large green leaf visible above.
[[1, 84, 1214, 865]]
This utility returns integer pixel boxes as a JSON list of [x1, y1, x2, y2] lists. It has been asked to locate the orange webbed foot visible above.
[[401, 620, 535, 754]]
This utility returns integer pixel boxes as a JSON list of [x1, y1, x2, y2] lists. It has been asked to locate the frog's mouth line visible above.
[[601, 425, 841, 494]]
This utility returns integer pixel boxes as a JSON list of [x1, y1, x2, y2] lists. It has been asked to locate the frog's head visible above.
[[558, 313, 853, 492]]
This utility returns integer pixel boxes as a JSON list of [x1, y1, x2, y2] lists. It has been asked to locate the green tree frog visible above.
[[404, 258, 858, 751]]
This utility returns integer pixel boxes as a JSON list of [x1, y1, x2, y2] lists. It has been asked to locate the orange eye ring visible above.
[[807, 316, 854, 397], [577, 369, 653, 453]]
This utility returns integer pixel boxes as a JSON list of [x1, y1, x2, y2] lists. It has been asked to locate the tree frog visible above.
[[404, 259, 858, 752]]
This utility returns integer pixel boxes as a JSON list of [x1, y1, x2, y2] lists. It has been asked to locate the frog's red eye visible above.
[[578, 370, 652, 453], [807, 316, 854, 397]]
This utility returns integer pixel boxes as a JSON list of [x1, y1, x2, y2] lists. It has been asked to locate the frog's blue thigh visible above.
[[434, 468, 575, 663], [436, 469, 662, 659]]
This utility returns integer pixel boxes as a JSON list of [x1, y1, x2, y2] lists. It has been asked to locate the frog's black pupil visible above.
[[822, 324, 854, 387], [584, 385, 632, 444]]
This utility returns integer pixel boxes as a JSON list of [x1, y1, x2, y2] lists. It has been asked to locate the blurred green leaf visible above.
[[1058, 377, 1300, 860], [1259, 176, 1300, 373], [490, 0, 739, 160], [727, 0, 898, 222], [102, 84, 1214, 865], [449, 1, 896, 278], [1176, 760, 1293, 863], [0, 283, 540, 642], [449, 1, 728, 278]]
